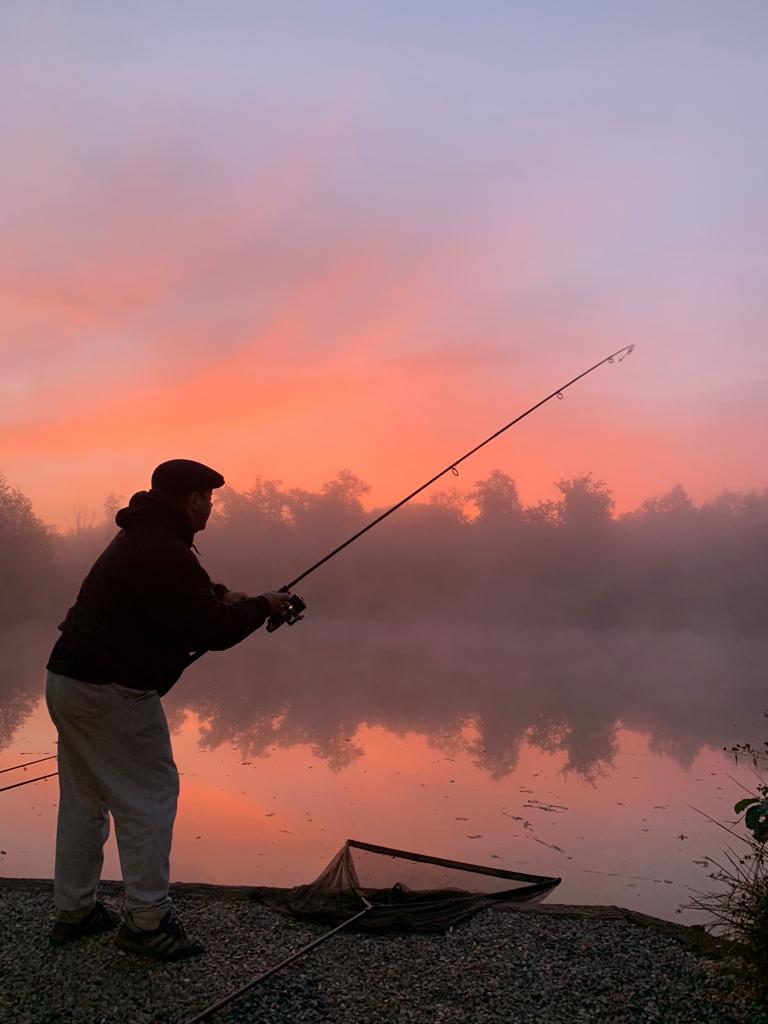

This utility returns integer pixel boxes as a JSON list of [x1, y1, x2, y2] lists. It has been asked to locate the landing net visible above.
[[252, 839, 561, 933]]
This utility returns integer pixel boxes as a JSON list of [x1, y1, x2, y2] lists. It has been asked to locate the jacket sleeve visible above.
[[137, 545, 269, 652]]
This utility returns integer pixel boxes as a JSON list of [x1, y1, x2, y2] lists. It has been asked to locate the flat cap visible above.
[[151, 459, 225, 497]]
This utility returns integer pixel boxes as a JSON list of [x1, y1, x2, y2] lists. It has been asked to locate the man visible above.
[[45, 459, 293, 960]]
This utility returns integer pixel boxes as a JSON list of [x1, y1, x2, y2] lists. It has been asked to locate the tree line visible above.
[[2, 469, 767, 632]]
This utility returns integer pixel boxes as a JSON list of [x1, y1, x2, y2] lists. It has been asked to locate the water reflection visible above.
[[2, 617, 765, 922], [162, 620, 763, 780], [1, 618, 764, 780], [0, 622, 53, 752]]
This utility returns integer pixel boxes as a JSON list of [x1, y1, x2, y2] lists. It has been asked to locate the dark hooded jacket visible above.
[[47, 491, 269, 695]]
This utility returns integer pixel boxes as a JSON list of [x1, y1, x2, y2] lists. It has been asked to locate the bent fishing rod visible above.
[[260, 344, 635, 632]]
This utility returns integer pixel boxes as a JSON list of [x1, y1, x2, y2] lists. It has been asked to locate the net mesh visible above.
[[251, 839, 561, 933]]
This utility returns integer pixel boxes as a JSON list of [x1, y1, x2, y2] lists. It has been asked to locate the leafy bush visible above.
[[735, 791, 768, 845], [687, 716, 768, 1000]]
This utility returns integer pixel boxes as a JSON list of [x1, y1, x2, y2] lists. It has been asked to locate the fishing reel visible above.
[[266, 593, 307, 632]]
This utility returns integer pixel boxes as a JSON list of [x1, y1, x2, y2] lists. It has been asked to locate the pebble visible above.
[[1, 885, 765, 1023]]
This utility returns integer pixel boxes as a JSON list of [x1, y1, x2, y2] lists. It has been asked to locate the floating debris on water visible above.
[[533, 837, 567, 855]]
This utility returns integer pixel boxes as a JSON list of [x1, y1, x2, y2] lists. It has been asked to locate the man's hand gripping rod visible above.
[[266, 344, 635, 632]]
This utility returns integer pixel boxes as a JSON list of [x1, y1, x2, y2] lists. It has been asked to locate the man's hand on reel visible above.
[[260, 591, 295, 616], [265, 591, 307, 631], [221, 589, 306, 631]]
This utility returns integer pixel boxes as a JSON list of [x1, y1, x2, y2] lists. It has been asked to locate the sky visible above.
[[1, 1, 767, 530]]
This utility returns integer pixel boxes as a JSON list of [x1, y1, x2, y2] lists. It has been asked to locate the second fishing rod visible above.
[[260, 344, 635, 633]]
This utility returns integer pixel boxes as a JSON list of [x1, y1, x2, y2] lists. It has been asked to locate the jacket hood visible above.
[[115, 491, 194, 546]]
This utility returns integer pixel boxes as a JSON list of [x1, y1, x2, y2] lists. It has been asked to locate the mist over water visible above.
[[1, 469, 767, 919], [1, 616, 762, 784], [161, 621, 761, 783]]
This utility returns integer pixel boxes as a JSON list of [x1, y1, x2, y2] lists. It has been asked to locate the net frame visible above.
[[252, 838, 561, 933]]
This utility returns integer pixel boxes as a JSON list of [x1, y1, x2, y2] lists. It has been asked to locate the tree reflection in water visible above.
[[156, 622, 765, 782], [0, 619, 764, 784], [2, 469, 767, 779]]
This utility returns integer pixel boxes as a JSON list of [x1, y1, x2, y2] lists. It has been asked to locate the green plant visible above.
[[684, 713, 768, 1000], [735, 790, 768, 844]]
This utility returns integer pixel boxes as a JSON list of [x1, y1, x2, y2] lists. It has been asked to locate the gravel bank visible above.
[[1, 880, 765, 1024]]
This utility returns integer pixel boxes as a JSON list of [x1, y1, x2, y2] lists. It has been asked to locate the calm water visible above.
[[1, 619, 764, 924]]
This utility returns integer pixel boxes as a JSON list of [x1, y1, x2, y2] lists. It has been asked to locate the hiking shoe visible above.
[[50, 901, 120, 947], [115, 911, 205, 961]]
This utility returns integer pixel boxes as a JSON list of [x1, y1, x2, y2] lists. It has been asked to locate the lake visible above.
[[1, 618, 764, 925]]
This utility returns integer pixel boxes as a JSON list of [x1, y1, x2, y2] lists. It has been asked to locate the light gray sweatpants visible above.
[[45, 670, 179, 927]]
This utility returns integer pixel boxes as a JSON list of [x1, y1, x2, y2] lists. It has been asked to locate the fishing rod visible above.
[[0, 755, 58, 796], [0, 755, 58, 793], [263, 344, 635, 632], [0, 772, 58, 793], [0, 754, 57, 774]]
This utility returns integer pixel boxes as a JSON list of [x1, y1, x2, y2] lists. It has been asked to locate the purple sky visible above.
[[1, 2, 767, 527]]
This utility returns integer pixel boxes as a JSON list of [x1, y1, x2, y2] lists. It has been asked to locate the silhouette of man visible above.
[[45, 460, 292, 960]]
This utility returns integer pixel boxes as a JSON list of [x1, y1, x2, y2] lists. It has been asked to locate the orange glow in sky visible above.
[[2, 4, 767, 528]]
